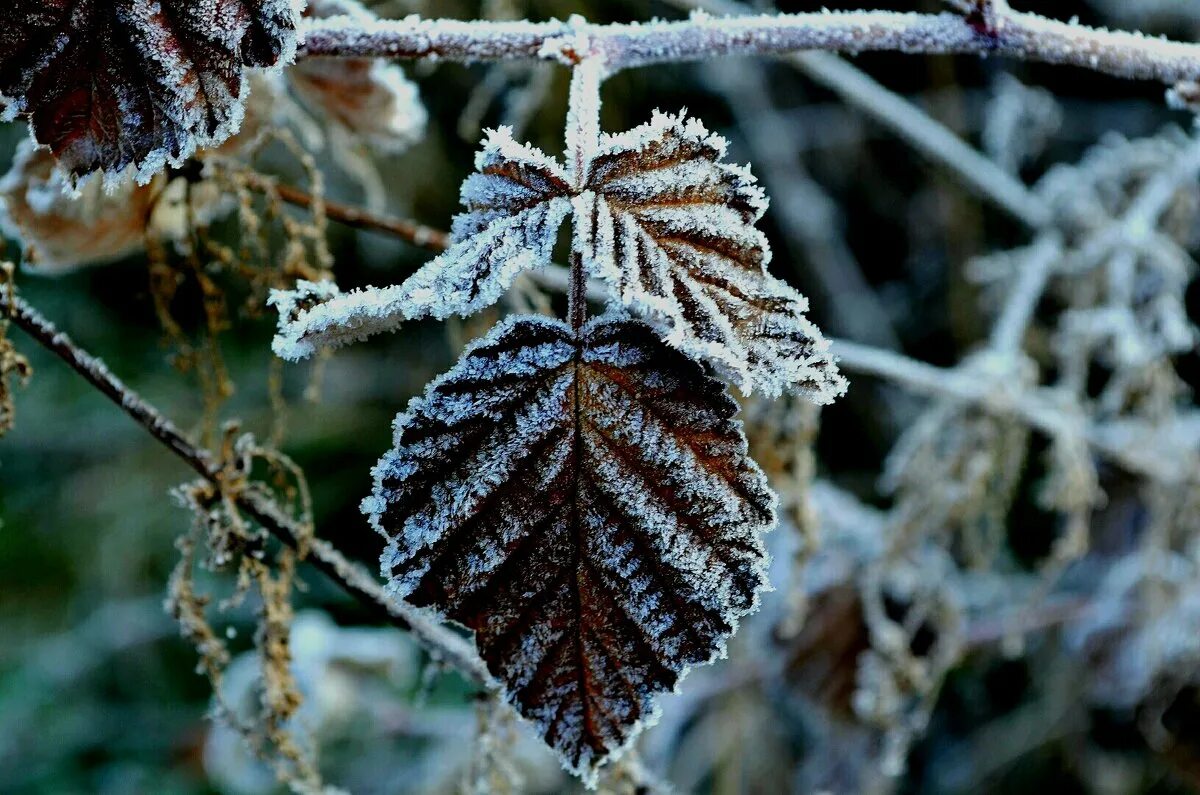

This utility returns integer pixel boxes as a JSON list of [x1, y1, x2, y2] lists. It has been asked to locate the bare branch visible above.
[[988, 233, 1062, 353], [832, 338, 1198, 485], [0, 291, 490, 686], [246, 174, 450, 253], [300, 10, 1200, 86]]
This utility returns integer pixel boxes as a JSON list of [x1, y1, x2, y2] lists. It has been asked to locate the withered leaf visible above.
[[0, 141, 158, 273], [0, 0, 301, 182], [363, 314, 774, 778], [576, 111, 846, 401], [0, 140, 236, 274]]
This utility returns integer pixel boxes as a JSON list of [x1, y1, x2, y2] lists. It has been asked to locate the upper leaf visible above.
[[0, 0, 303, 183], [576, 111, 846, 401], [363, 314, 774, 780]]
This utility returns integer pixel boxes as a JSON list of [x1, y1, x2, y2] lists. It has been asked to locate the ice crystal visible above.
[[364, 313, 775, 781], [0, 0, 305, 183]]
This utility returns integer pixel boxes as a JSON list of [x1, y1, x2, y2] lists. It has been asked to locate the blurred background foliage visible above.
[[2, 0, 1200, 793]]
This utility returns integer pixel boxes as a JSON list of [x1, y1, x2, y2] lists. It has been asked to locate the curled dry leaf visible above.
[[0, 142, 232, 274], [289, 0, 426, 154], [363, 314, 775, 779], [0, 142, 159, 274], [0, 0, 303, 183]]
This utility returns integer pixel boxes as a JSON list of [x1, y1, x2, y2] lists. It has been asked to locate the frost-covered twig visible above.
[[673, 0, 1052, 229], [832, 338, 1196, 485], [0, 291, 489, 686], [301, 10, 1200, 86], [988, 233, 1063, 353]]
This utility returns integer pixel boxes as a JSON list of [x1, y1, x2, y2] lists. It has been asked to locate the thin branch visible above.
[[0, 291, 490, 686], [300, 11, 1200, 86], [832, 338, 1196, 485], [240, 172, 450, 252], [988, 233, 1062, 353]]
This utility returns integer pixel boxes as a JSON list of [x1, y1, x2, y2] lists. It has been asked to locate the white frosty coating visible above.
[[363, 313, 775, 782], [564, 54, 607, 187], [0, 0, 306, 184], [578, 109, 847, 401], [268, 279, 349, 360], [298, 10, 1200, 86]]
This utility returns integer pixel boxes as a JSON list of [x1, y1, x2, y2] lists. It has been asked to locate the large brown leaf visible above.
[[0, 0, 301, 182], [363, 314, 775, 778]]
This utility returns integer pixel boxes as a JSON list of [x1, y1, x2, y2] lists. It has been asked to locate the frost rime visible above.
[[364, 314, 775, 780]]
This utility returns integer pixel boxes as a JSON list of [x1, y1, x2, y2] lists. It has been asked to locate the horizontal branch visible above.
[[240, 172, 450, 253], [300, 10, 1200, 85], [832, 338, 1197, 485], [0, 292, 489, 685]]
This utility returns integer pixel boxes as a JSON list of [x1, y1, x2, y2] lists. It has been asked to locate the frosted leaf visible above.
[[288, 0, 426, 154], [0, 141, 157, 273], [267, 279, 354, 360], [273, 105, 844, 404], [410, 126, 573, 319], [0, 0, 304, 183], [578, 111, 846, 401], [271, 127, 572, 359], [365, 314, 775, 781]]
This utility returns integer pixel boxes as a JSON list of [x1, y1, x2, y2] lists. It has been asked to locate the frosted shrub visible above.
[[1, 1, 1199, 792]]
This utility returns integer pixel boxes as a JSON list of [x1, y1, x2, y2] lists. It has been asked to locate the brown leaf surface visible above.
[[575, 111, 846, 401], [364, 314, 775, 778]]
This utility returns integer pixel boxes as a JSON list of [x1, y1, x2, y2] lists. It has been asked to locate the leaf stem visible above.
[[568, 252, 588, 332], [565, 56, 606, 332]]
